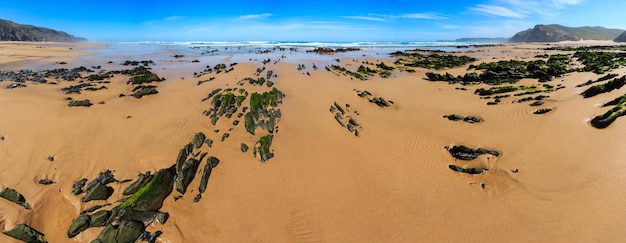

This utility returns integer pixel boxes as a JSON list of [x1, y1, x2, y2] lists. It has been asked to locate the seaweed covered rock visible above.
[[4, 224, 47, 243], [131, 85, 158, 98], [447, 145, 500, 161], [123, 171, 153, 196], [89, 210, 112, 227], [117, 167, 175, 212], [254, 135, 274, 162], [95, 220, 145, 243], [0, 187, 31, 209]]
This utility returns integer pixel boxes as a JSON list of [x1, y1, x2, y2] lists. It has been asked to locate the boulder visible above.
[[447, 145, 500, 161], [38, 179, 55, 185], [123, 171, 153, 195], [192, 132, 206, 149], [116, 167, 175, 212], [89, 210, 111, 227], [68, 99, 93, 107], [3, 224, 47, 243], [448, 164, 485, 174], [199, 156, 220, 193], [241, 143, 249, 152], [82, 182, 113, 202], [67, 214, 90, 238], [72, 178, 88, 195], [0, 187, 31, 209], [175, 158, 201, 194]]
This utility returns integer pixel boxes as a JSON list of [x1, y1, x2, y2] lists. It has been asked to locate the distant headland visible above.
[[0, 19, 86, 42]]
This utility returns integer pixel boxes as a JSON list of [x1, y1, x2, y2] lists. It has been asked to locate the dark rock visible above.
[[89, 210, 111, 227], [175, 158, 201, 195], [47, 156, 54, 161], [67, 214, 90, 238], [116, 167, 174, 211], [448, 164, 485, 174], [241, 143, 249, 153], [157, 212, 169, 224], [3, 223, 47, 243], [464, 116, 481, 123], [82, 182, 113, 202], [116, 220, 145, 243], [221, 133, 230, 142], [6, 83, 27, 89], [72, 178, 88, 195], [205, 139, 213, 148], [83, 204, 107, 214], [123, 171, 153, 196], [534, 108, 553, 114], [529, 101, 544, 106], [194, 194, 202, 203], [68, 99, 93, 107], [192, 132, 206, 149], [233, 120, 240, 126], [38, 179, 55, 185], [511, 168, 519, 173], [447, 145, 500, 161], [199, 156, 220, 193], [444, 114, 465, 121], [0, 187, 31, 209]]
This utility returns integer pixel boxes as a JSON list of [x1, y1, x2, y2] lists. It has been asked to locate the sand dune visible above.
[[0, 41, 625, 242]]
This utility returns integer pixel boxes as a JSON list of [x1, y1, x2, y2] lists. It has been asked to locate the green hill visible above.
[[510, 24, 624, 42], [0, 19, 86, 42]]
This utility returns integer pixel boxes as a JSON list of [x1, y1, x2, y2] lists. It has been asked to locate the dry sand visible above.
[[0, 41, 625, 242]]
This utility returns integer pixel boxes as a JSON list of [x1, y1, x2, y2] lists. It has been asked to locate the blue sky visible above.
[[1, 0, 625, 42]]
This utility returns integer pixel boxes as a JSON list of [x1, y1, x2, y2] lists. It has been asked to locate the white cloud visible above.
[[344, 13, 447, 22], [470, 4, 527, 18], [398, 13, 448, 20], [237, 13, 272, 20], [165, 16, 184, 21], [344, 16, 388, 22], [553, 0, 583, 5]]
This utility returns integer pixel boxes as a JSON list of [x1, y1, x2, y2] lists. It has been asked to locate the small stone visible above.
[[47, 156, 55, 162], [38, 179, 55, 185]]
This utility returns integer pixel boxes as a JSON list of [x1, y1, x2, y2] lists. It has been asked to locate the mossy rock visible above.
[[0, 187, 31, 210], [175, 158, 201, 195], [4, 224, 47, 243], [254, 135, 274, 162], [241, 143, 249, 153], [192, 132, 206, 149], [131, 85, 158, 98], [90, 210, 111, 227], [199, 156, 220, 193], [67, 214, 90, 238], [117, 167, 174, 211], [122, 172, 153, 196]]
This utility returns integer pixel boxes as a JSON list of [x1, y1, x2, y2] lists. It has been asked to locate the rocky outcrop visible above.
[[510, 24, 624, 43], [3, 224, 47, 243], [615, 31, 626, 42], [446, 145, 500, 161], [0, 19, 86, 42], [0, 187, 31, 209]]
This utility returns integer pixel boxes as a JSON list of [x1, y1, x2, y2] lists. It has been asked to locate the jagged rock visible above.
[[82, 182, 113, 202], [192, 132, 206, 149], [157, 212, 169, 224], [447, 145, 500, 161], [68, 99, 92, 107], [241, 143, 249, 152], [123, 171, 153, 195], [0, 19, 86, 42], [96, 220, 144, 243], [529, 101, 544, 106], [199, 156, 220, 193], [205, 139, 213, 147], [464, 116, 481, 123], [448, 164, 485, 174], [3, 224, 47, 243], [72, 178, 88, 195], [83, 204, 106, 214], [444, 114, 465, 121], [38, 179, 55, 185], [67, 214, 90, 238], [221, 133, 230, 142], [117, 167, 175, 211], [534, 108, 553, 114], [118, 209, 160, 222], [175, 158, 201, 194], [0, 187, 31, 209], [89, 210, 111, 227], [6, 83, 27, 89]]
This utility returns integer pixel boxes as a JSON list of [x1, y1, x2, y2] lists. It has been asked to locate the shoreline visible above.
[[1, 40, 626, 242]]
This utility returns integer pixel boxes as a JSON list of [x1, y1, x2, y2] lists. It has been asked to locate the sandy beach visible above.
[[1, 41, 626, 242]]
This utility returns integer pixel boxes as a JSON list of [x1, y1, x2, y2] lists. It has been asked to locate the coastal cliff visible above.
[[510, 24, 624, 42], [615, 31, 626, 42], [0, 19, 86, 42]]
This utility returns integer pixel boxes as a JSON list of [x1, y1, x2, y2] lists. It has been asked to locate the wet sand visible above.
[[0, 41, 626, 242]]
